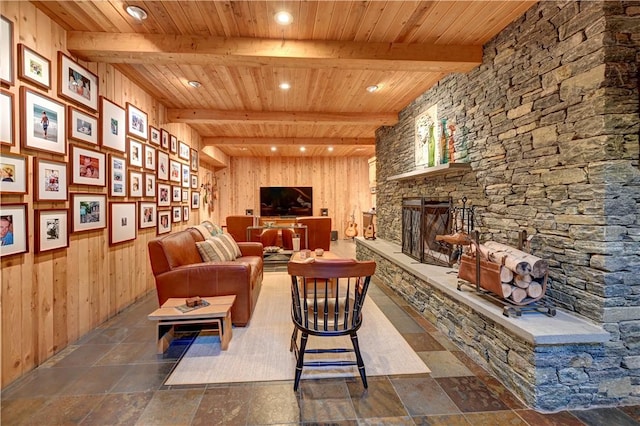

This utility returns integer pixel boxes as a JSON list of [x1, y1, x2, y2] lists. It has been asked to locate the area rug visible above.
[[165, 272, 429, 385]]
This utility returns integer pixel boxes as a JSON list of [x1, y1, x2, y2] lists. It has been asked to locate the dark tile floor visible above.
[[2, 240, 640, 425]]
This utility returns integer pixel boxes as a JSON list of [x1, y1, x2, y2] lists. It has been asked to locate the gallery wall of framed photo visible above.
[[0, 2, 214, 388]]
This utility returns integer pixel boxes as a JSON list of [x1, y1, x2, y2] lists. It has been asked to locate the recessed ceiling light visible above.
[[270, 146, 277, 152], [300, 146, 306, 152], [366, 85, 379, 93], [328, 146, 334, 152], [274, 11, 293, 25], [126, 5, 148, 21], [279, 82, 291, 90], [188, 80, 201, 88]]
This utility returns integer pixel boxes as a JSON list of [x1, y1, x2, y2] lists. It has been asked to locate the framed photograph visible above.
[[172, 206, 182, 223], [109, 202, 137, 246], [149, 126, 160, 146], [144, 173, 156, 198], [178, 141, 190, 160], [190, 148, 199, 172], [71, 145, 106, 186], [182, 205, 190, 222], [169, 159, 181, 183], [1, 204, 28, 257], [1, 16, 14, 86], [181, 163, 190, 188], [157, 150, 169, 180], [160, 129, 169, 150], [128, 139, 143, 168], [171, 185, 181, 202], [109, 154, 127, 197], [71, 193, 107, 233], [170, 134, 178, 154], [182, 189, 189, 203], [157, 183, 171, 207], [129, 170, 143, 197], [126, 103, 148, 141], [34, 209, 68, 254], [34, 158, 68, 201], [20, 87, 66, 155], [68, 106, 98, 145], [191, 191, 200, 209], [0, 152, 27, 194], [157, 210, 171, 235], [139, 202, 156, 229], [58, 52, 98, 112], [144, 144, 156, 171], [18, 44, 51, 90], [191, 174, 198, 189], [1, 90, 14, 145], [99, 96, 126, 152]]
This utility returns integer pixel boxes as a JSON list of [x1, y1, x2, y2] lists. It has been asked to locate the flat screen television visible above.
[[260, 186, 313, 217]]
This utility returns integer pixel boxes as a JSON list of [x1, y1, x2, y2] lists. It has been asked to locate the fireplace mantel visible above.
[[387, 162, 471, 181]]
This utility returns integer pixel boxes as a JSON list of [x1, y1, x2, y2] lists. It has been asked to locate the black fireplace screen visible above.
[[402, 198, 452, 266]]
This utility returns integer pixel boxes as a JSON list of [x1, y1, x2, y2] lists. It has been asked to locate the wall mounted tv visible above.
[[260, 186, 313, 217]]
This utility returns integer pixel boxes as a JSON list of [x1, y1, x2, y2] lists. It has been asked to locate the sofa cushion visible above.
[[201, 220, 223, 236], [196, 237, 235, 262], [219, 233, 242, 258]]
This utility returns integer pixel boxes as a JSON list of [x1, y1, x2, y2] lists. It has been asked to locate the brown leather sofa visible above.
[[148, 228, 263, 326]]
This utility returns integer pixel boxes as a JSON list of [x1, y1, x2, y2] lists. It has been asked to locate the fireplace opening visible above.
[[402, 197, 453, 266]]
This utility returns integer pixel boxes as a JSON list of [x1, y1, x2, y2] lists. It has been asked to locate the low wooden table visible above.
[[290, 250, 341, 262], [147, 295, 235, 354]]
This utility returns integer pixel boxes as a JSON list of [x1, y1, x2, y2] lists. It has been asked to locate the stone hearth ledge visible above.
[[356, 237, 609, 346]]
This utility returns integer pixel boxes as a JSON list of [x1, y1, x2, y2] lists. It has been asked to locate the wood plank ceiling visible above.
[[32, 0, 536, 158]]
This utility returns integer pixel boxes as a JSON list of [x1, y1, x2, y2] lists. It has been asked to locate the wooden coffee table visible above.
[[147, 295, 235, 354]]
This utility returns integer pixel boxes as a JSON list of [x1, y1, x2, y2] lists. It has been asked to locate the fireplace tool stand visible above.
[[457, 230, 556, 318]]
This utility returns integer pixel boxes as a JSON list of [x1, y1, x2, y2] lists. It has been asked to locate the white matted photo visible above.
[[191, 174, 198, 189], [191, 191, 200, 210], [1, 90, 14, 145], [58, 52, 98, 112], [157, 183, 171, 207], [157, 210, 171, 235], [1, 203, 28, 257], [35, 209, 68, 254], [139, 202, 156, 229], [109, 154, 127, 197], [157, 150, 169, 181], [172, 206, 182, 223], [68, 106, 98, 145], [34, 158, 68, 201], [182, 189, 189, 203], [71, 145, 106, 186], [170, 134, 177, 154], [145, 173, 156, 198], [144, 144, 156, 171], [182, 205, 190, 222], [0, 152, 27, 194], [1, 16, 14, 86], [128, 139, 143, 168], [172, 185, 181, 202], [71, 193, 107, 233], [18, 44, 51, 90], [20, 87, 66, 155], [178, 141, 190, 160], [160, 129, 169, 150], [181, 163, 190, 188], [109, 202, 137, 246], [126, 102, 148, 141], [190, 148, 199, 172], [149, 126, 160, 146], [169, 159, 181, 183], [129, 170, 143, 197], [100, 96, 126, 152]]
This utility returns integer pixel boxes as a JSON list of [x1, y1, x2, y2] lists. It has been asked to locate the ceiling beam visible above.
[[201, 137, 375, 146], [66, 32, 482, 72], [168, 109, 397, 126]]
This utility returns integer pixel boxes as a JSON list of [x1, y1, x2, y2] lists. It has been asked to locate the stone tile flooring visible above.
[[2, 240, 640, 425]]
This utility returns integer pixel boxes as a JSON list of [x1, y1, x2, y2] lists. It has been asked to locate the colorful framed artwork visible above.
[[181, 163, 190, 188], [109, 154, 127, 197], [160, 129, 169, 150], [182, 189, 189, 203], [34, 209, 69, 254], [128, 139, 143, 168], [171, 185, 181, 203], [182, 205, 190, 222], [172, 206, 182, 223], [71, 193, 107, 233], [191, 191, 200, 210], [190, 174, 198, 189], [144, 173, 156, 198], [99, 96, 126, 153], [144, 144, 156, 171], [126, 102, 148, 141], [0, 90, 14, 145], [1, 16, 14, 86], [17, 44, 51, 90], [170, 134, 178, 154], [157, 210, 171, 235], [139, 201, 156, 229], [129, 170, 143, 197], [67, 106, 98, 145], [20, 87, 66, 155], [0, 152, 27, 194], [157, 183, 170, 207], [34, 158, 68, 201], [71, 145, 106, 186], [149, 126, 161, 146], [58, 52, 98, 112], [109, 202, 137, 246], [190, 148, 199, 172], [169, 159, 181, 183], [0, 204, 28, 257], [157, 150, 169, 181], [178, 141, 190, 161]]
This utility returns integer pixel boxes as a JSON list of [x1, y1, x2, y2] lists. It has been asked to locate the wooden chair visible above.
[[287, 258, 377, 391]]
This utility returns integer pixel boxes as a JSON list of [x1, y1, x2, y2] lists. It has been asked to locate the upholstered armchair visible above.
[[225, 215, 256, 242], [296, 216, 332, 251]]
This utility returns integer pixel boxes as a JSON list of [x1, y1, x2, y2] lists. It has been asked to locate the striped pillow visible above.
[[218, 233, 242, 258], [196, 238, 235, 262]]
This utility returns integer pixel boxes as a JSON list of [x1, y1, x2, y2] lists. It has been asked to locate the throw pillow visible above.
[[201, 220, 223, 236], [196, 238, 235, 262], [217, 233, 242, 259]]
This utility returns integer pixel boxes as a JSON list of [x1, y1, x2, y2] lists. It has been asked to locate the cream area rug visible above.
[[164, 272, 429, 386]]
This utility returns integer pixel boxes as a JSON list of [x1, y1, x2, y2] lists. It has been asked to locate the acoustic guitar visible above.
[[364, 223, 376, 240], [345, 213, 358, 238]]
